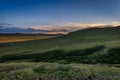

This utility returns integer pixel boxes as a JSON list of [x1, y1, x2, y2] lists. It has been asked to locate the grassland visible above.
[[0, 62, 120, 80], [0, 34, 55, 43], [0, 27, 120, 80]]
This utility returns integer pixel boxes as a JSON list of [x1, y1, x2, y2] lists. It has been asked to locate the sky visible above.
[[0, 0, 120, 34]]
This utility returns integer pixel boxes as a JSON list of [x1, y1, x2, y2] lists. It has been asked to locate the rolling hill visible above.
[[0, 26, 120, 63], [0, 26, 120, 80]]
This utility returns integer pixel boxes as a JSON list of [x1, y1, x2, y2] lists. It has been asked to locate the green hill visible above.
[[0, 27, 120, 80], [0, 26, 120, 64]]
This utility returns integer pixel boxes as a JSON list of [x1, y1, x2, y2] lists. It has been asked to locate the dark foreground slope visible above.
[[0, 62, 120, 80]]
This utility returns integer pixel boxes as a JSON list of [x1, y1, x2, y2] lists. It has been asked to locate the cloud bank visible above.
[[0, 22, 120, 34], [31, 22, 120, 34]]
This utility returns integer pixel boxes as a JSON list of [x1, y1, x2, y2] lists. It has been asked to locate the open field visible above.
[[0, 35, 55, 43], [0, 27, 120, 80], [0, 27, 120, 59]]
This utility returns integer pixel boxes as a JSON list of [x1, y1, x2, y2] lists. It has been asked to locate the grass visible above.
[[0, 45, 105, 63], [0, 27, 120, 80], [0, 62, 120, 80], [97, 47, 120, 64], [0, 35, 55, 43], [0, 45, 120, 64], [0, 27, 120, 56]]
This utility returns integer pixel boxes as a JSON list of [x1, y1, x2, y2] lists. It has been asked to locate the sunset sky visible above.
[[0, 0, 120, 34]]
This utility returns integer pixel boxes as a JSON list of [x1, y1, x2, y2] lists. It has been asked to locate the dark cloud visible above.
[[0, 28, 68, 34], [0, 23, 14, 29], [0, 26, 4, 29], [0, 23, 13, 26], [0, 27, 44, 33]]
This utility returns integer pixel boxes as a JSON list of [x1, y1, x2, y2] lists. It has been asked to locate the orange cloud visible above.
[[111, 21, 120, 26]]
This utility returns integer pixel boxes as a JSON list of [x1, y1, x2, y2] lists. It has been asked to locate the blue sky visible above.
[[0, 0, 120, 33]]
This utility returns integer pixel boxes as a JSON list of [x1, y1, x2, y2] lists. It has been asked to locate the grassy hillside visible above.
[[0, 27, 120, 80], [0, 27, 120, 63]]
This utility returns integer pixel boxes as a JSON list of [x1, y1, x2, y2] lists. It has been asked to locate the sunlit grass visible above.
[[0, 35, 54, 43]]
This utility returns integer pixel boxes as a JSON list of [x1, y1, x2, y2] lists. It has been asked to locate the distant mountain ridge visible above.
[[0, 33, 64, 36], [0, 23, 120, 34]]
